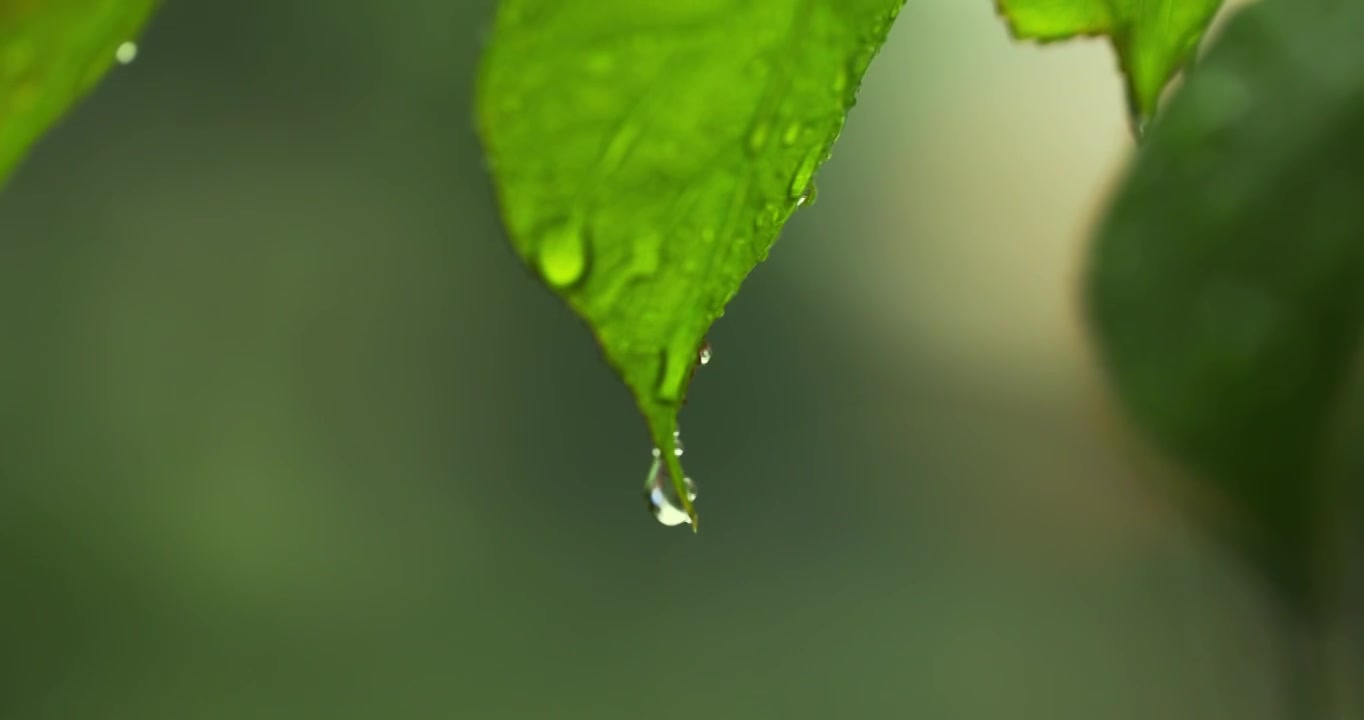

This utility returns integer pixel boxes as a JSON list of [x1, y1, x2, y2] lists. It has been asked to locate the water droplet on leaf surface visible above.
[[115, 41, 137, 65], [795, 182, 818, 207], [536, 220, 589, 289], [645, 457, 697, 527], [651, 431, 683, 458], [698, 341, 712, 366]]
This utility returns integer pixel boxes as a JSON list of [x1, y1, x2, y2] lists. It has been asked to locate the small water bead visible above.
[[698, 341, 712, 366], [753, 202, 781, 232], [115, 41, 138, 65], [795, 182, 818, 208], [644, 458, 698, 527], [651, 431, 683, 458]]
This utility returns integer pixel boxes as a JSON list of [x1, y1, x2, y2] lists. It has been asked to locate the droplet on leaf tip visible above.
[[644, 457, 697, 527]]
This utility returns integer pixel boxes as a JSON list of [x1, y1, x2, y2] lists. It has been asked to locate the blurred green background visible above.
[[0, 1, 1291, 718]]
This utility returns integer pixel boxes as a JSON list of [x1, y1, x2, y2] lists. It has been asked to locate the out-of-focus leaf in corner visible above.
[[995, 0, 1225, 129], [1087, 0, 1364, 611], [0, 0, 158, 186]]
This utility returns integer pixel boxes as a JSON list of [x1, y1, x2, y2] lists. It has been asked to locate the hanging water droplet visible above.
[[651, 431, 684, 458], [536, 220, 589, 289], [644, 457, 697, 527], [795, 182, 818, 208], [698, 341, 712, 366], [115, 41, 138, 65]]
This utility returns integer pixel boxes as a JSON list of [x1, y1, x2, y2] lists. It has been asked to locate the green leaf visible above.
[[1087, 0, 1364, 609], [0, 0, 157, 186], [477, 0, 902, 525], [995, 0, 1226, 126]]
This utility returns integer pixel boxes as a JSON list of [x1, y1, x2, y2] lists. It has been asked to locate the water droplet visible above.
[[115, 41, 138, 65], [651, 431, 684, 458], [781, 121, 803, 146], [789, 147, 822, 201], [795, 182, 818, 207], [537, 220, 589, 289], [644, 458, 697, 527], [698, 341, 712, 366], [753, 202, 782, 232]]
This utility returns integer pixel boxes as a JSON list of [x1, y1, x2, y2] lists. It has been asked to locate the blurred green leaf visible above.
[[0, 0, 157, 186], [995, 0, 1225, 126], [477, 0, 902, 524], [1087, 0, 1364, 609]]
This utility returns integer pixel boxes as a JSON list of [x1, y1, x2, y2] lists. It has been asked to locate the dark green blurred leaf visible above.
[[476, 0, 902, 524], [1087, 0, 1364, 609], [995, 0, 1225, 126], [0, 0, 157, 186]]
